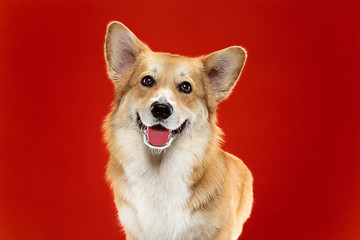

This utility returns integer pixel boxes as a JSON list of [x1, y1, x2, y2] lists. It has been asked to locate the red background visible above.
[[1, 0, 359, 239]]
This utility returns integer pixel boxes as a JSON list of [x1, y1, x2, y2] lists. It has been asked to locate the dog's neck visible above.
[[144, 148, 165, 166]]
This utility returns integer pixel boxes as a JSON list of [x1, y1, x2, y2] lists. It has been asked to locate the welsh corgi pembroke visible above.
[[103, 21, 253, 240]]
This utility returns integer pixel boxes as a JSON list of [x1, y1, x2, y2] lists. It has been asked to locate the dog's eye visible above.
[[141, 75, 155, 87], [179, 81, 192, 94]]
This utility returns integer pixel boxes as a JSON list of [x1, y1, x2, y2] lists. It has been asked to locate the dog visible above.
[[103, 21, 253, 240]]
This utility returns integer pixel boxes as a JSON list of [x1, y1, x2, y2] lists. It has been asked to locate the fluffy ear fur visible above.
[[202, 46, 247, 102], [105, 21, 149, 82]]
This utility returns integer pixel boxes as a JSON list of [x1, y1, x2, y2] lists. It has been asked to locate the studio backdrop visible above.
[[0, 0, 359, 239]]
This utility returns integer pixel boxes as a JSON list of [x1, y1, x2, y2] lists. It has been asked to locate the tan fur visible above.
[[103, 21, 253, 240]]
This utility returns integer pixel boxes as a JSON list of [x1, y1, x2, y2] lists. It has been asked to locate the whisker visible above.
[[123, 116, 133, 138]]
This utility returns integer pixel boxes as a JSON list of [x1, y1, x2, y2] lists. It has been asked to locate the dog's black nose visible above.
[[151, 102, 173, 120]]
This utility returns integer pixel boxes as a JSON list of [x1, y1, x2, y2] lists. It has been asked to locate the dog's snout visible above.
[[151, 102, 173, 120]]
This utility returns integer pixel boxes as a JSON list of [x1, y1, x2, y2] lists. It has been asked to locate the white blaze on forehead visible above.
[[150, 89, 176, 106]]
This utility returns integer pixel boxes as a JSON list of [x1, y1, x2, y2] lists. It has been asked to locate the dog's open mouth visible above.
[[137, 114, 186, 148]]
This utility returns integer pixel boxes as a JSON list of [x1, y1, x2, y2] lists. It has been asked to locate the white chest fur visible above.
[[121, 158, 192, 240], [114, 127, 212, 240]]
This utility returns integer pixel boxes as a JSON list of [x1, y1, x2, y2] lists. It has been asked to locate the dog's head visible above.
[[104, 22, 246, 151]]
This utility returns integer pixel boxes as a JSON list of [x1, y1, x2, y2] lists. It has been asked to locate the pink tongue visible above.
[[148, 126, 171, 146]]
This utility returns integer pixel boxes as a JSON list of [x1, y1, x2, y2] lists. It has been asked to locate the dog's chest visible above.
[[120, 154, 194, 240]]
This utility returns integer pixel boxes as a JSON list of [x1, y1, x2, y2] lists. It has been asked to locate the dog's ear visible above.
[[202, 46, 247, 102], [105, 21, 149, 82]]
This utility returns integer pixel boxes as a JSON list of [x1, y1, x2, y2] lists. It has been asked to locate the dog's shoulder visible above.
[[223, 151, 252, 183]]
